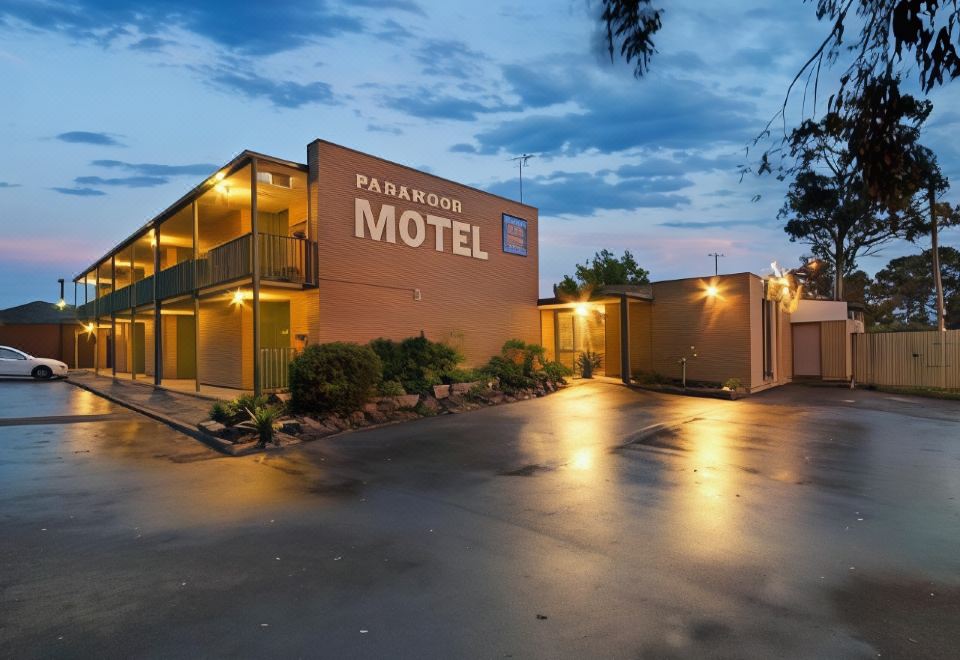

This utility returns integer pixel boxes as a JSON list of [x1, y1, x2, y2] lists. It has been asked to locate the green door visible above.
[[260, 301, 291, 348], [133, 322, 146, 374], [176, 315, 196, 379]]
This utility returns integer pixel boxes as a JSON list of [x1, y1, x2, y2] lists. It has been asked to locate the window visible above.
[[0, 348, 25, 360]]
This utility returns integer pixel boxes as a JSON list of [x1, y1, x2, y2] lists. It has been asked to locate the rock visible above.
[[302, 416, 324, 431], [365, 410, 388, 425], [391, 410, 419, 421], [198, 420, 226, 436], [349, 411, 367, 427], [277, 419, 301, 435], [451, 381, 480, 395], [545, 381, 556, 392], [504, 395, 517, 403], [326, 415, 350, 431], [433, 384, 450, 399], [363, 402, 379, 414], [395, 394, 420, 409], [420, 395, 440, 412], [377, 397, 399, 413]]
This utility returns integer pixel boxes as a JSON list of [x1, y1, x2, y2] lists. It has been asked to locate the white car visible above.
[[0, 345, 69, 379]]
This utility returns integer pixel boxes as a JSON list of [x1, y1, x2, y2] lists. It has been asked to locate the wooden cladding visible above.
[[854, 329, 960, 388]]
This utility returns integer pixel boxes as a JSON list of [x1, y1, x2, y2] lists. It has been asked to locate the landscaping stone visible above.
[[420, 395, 440, 412], [396, 394, 420, 409], [451, 381, 480, 395], [278, 419, 301, 435], [349, 411, 367, 427], [363, 402, 379, 414], [198, 420, 226, 436], [376, 397, 399, 413], [365, 409, 388, 425], [433, 384, 450, 399]]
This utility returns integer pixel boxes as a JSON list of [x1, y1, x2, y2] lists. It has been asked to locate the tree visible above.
[[868, 248, 960, 329], [599, 1, 960, 203], [778, 106, 911, 300], [554, 249, 650, 298]]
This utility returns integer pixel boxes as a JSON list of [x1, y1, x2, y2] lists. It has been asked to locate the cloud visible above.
[[74, 175, 167, 188], [55, 131, 124, 146], [658, 219, 771, 229], [485, 170, 692, 216], [0, 181, 20, 188], [350, 0, 424, 16], [449, 143, 478, 154], [51, 187, 106, 196], [128, 36, 175, 52], [414, 39, 488, 79], [386, 87, 519, 121], [0, 0, 365, 56], [91, 160, 218, 176], [366, 123, 403, 135], [206, 69, 337, 108]]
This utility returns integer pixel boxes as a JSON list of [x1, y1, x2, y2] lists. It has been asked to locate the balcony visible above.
[[78, 233, 318, 316]]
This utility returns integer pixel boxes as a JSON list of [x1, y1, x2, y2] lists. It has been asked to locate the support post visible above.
[[94, 269, 99, 376], [130, 244, 136, 381], [620, 295, 631, 385], [154, 225, 162, 386], [251, 159, 262, 396], [193, 201, 201, 393], [111, 255, 117, 379]]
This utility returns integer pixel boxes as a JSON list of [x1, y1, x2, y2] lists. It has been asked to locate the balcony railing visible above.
[[79, 233, 317, 314], [260, 347, 298, 391]]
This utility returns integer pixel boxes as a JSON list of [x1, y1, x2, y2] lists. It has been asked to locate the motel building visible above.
[[70, 139, 846, 397]]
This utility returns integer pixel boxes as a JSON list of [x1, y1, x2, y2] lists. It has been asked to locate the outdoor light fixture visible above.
[[84, 322, 95, 334], [575, 303, 589, 317], [231, 289, 248, 305], [705, 285, 719, 298]]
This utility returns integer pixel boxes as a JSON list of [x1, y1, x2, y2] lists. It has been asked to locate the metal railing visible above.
[[199, 233, 252, 289], [156, 260, 195, 300], [259, 234, 316, 284], [134, 275, 155, 307], [260, 347, 298, 391]]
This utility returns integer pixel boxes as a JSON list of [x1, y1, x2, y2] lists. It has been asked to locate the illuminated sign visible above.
[[502, 214, 527, 256]]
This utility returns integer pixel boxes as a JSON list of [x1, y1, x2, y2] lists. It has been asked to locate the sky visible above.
[[1, 0, 958, 308]]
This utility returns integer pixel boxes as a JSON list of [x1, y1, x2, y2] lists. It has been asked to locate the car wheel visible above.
[[33, 366, 53, 380]]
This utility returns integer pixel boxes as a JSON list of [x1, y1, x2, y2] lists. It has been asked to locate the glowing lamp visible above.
[[705, 285, 719, 298], [56, 299, 67, 310], [231, 289, 249, 305], [84, 322, 95, 334], [575, 303, 589, 317]]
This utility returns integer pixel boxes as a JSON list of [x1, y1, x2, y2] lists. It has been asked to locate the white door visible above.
[[0, 347, 33, 376], [792, 323, 821, 377]]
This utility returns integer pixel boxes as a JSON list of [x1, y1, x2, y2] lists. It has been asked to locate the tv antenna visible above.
[[510, 153, 535, 203], [708, 252, 725, 276]]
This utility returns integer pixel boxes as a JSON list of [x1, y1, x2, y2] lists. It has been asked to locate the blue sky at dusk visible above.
[[2, 0, 958, 308]]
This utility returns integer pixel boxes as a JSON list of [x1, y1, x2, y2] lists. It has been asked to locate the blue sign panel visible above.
[[502, 214, 528, 256]]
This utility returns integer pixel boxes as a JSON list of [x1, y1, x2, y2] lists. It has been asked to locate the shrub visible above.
[[576, 351, 602, 378], [240, 405, 281, 448], [370, 336, 462, 395], [723, 377, 742, 391], [635, 370, 669, 385], [481, 340, 559, 393], [210, 401, 231, 424], [483, 355, 531, 394], [543, 360, 572, 384], [290, 342, 382, 415], [443, 367, 486, 384], [378, 379, 406, 397]]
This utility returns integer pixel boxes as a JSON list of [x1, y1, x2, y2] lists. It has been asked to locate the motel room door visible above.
[[792, 323, 821, 378], [556, 310, 576, 372]]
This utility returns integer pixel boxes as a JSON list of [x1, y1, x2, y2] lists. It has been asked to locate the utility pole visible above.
[[708, 252, 725, 276], [510, 154, 535, 203], [929, 184, 946, 333]]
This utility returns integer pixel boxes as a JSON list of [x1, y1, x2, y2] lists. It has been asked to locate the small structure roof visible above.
[[0, 301, 78, 325]]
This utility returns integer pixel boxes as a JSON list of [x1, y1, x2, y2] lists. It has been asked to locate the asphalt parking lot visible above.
[[1, 378, 958, 659]]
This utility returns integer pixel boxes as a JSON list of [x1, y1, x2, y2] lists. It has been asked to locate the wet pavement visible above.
[[1, 378, 958, 659]]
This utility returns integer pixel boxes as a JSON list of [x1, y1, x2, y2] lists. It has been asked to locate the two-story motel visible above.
[[73, 140, 541, 395], [73, 139, 796, 396]]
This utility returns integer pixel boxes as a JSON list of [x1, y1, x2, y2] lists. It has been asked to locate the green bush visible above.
[[543, 360, 572, 384], [240, 405, 282, 447], [290, 342, 382, 415], [378, 379, 406, 397], [210, 401, 231, 424], [576, 351, 602, 378], [483, 355, 531, 394], [480, 339, 559, 394], [443, 367, 486, 384], [369, 336, 462, 395], [723, 377, 742, 391]]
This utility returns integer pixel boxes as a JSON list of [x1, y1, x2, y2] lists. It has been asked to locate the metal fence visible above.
[[260, 347, 298, 391], [854, 330, 960, 389]]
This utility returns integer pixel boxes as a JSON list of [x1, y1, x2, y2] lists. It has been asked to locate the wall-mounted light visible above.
[[575, 303, 589, 317], [83, 322, 95, 334], [705, 285, 719, 298], [231, 289, 248, 305]]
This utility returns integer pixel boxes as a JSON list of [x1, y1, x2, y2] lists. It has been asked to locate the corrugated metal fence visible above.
[[854, 330, 960, 388]]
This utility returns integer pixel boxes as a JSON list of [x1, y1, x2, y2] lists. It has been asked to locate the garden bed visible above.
[[629, 382, 745, 400]]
